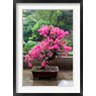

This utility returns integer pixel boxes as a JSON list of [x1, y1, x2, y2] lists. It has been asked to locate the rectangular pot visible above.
[[32, 66, 59, 79]]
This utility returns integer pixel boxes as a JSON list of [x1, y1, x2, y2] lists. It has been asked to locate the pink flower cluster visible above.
[[50, 27, 69, 39], [38, 25, 49, 37], [24, 25, 72, 68], [38, 25, 69, 39]]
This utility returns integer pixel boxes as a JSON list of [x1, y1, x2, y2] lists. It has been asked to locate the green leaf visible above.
[[23, 41, 39, 53]]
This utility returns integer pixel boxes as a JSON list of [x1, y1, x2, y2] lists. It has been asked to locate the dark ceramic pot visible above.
[[32, 66, 59, 79]]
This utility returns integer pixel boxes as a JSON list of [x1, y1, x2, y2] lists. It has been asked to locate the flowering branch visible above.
[[24, 25, 72, 68]]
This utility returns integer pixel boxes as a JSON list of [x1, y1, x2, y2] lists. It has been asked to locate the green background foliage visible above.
[[23, 10, 73, 55]]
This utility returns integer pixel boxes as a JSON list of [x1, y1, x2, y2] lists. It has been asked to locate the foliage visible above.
[[23, 41, 39, 53], [68, 51, 73, 56], [29, 19, 50, 41], [23, 15, 36, 42], [58, 10, 73, 31], [62, 36, 73, 47], [31, 10, 62, 25]]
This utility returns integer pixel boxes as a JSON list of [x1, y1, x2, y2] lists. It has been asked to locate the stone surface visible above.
[[23, 69, 73, 86]]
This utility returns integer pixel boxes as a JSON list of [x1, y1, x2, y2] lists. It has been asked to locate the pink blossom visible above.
[[61, 53, 68, 57], [24, 55, 28, 62], [64, 46, 72, 52], [52, 44, 60, 51], [28, 62, 32, 68], [41, 61, 47, 67], [49, 54, 53, 57], [64, 31, 69, 35], [24, 54, 31, 63], [47, 52, 53, 57], [40, 54, 45, 59], [50, 27, 68, 39], [38, 25, 49, 37]]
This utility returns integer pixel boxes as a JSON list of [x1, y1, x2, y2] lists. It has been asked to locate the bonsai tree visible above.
[[24, 25, 72, 69]]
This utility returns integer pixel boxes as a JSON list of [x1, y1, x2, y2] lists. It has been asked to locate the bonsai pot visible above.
[[32, 66, 59, 79]]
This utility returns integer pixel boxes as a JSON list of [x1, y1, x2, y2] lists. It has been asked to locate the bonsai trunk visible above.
[[40, 51, 56, 69]]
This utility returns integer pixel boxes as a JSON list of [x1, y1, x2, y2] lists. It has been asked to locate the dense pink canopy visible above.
[[24, 25, 72, 68]]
